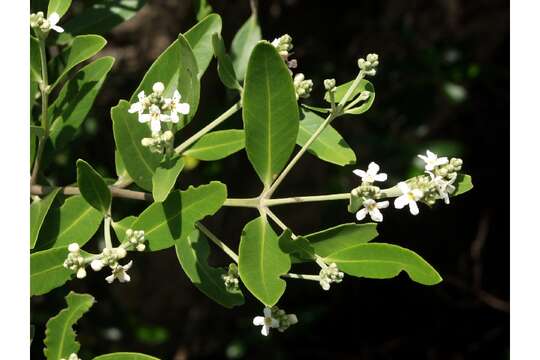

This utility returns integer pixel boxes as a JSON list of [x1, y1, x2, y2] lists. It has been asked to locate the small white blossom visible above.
[[353, 162, 388, 184], [355, 199, 389, 222], [319, 263, 344, 290], [418, 150, 449, 171], [139, 104, 169, 134], [164, 90, 190, 123], [105, 261, 133, 284], [90, 259, 104, 272], [128, 91, 148, 117], [35, 12, 64, 33], [427, 171, 457, 204], [394, 182, 423, 215], [252, 307, 279, 336]]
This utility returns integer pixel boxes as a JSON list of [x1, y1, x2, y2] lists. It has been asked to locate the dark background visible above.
[[30, 0, 509, 359]]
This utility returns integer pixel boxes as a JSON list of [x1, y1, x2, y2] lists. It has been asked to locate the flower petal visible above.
[[355, 208, 367, 221], [394, 195, 409, 209], [253, 316, 265, 326], [51, 25, 64, 33], [105, 274, 115, 284], [377, 200, 390, 209], [177, 102, 190, 115], [409, 201, 419, 215], [139, 114, 150, 123], [169, 112, 179, 123], [369, 207, 383, 222], [48, 12, 60, 25], [261, 325, 270, 336], [397, 182, 410, 194], [374, 173, 387, 182], [150, 119, 161, 133], [367, 162, 380, 175], [412, 189, 424, 200], [128, 103, 142, 114], [353, 169, 366, 178], [435, 157, 449, 166]]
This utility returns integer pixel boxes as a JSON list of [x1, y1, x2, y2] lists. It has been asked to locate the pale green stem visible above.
[[264, 193, 350, 207], [337, 70, 365, 108], [265, 208, 296, 237], [174, 101, 241, 155], [195, 222, 239, 263], [104, 216, 113, 249], [223, 197, 259, 208], [282, 273, 320, 281], [30, 38, 50, 185]]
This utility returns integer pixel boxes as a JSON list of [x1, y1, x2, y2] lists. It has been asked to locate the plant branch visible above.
[[104, 216, 113, 249], [264, 193, 350, 206], [195, 222, 239, 263], [31, 38, 50, 185], [282, 273, 320, 281], [174, 101, 241, 155]]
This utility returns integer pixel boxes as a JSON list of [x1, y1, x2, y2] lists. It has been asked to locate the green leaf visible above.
[[306, 223, 378, 257], [324, 79, 374, 104], [76, 159, 111, 214], [30, 36, 41, 82], [48, 57, 114, 150], [152, 157, 185, 202], [242, 42, 299, 187], [297, 109, 356, 166], [278, 229, 315, 261], [176, 229, 244, 308], [44, 291, 94, 360], [212, 33, 241, 91], [183, 130, 245, 161], [344, 81, 376, 115], [111, 100, 161, 191], [35, 195, 102, 250], [47, 0, 72, 17], [57, 0, 146, 44], [238, 217, 291, 306], [322, 243, 442, 285], [93, 353, 161, 360], [31, 247, 90, 296], [130, 34, 200, 126], [30, 188, 61, 249], [133, 182, 227, 251], [231, 14, 261, 82], [114, 149, 132, 183], [50, 35, 107, 89], [453, 174, 473, 196], [185, 14, 222, 80], [194, 0, 212, 21], [112, 216, 137, 243]]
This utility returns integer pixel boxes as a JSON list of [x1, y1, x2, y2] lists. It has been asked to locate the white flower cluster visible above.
[[63, 229, 147, 284], [271, 34, 313, 100], [63, 243, 87, 279], [60, 354, 81, 360], [350, 150, 463, 222], [253, 306, 298, 336], [318, 263, 344, 291], [358, 53, 379, 76], [30, 12, 64, 33], [221, 263, 240, 292], [128, 82, 189, 153]]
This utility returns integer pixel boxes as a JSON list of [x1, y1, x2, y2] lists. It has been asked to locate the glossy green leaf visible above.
[[306, 223, 378, 257], [44, 291, 94, 360], [231, 14, 261, 81], [185, 14, 222, 79], [30, 36, 41, 82], [453, 174, 473, 196], [30, 188, 61, 249], [242, 42, 299, 187], [31, 247, 90, 296], [111, 100, 161, 191], [183, 130, 245, 161], [324, 79, 374, 105], [238, 217, 291, 306], [93, 353, 161, 360], [133, 182, 227, 251], [322, 243, 442, 285], [130, 34, 200, 126], [36, 195, 102, 250], [47, 0, 71, 17], [112, 216, 137, 243], [50, 35, 107, 89], [48, 57, 114, 150], [76, 159, 111, 214], [194, 0, 212, 21], [212, 33, 241, 90], [176, 229, 244, 308], [278, 229, 315, 261], [57, 0, 146, 44], [152, 157, 185, 202], [297, 109, 356, 166]]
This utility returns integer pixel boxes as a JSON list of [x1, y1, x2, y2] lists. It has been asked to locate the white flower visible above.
[[353, 162, 388, 184], [418, 150, 448, 171], [139, 104, 169, 133], [427, 171, 457, 204], [152, 82, 165, 95], [252, 307, 279, 336], [40, 12, 64, 33], [90, 259, 104, 272], [128, 91, 148, 117], [319, 263, 344, 290], [164, 90, 190, 123], [394, 182, 423, 215], [68, 243, 80, 253], [355, 199, 389, 222], [105, 261, 133, 284]]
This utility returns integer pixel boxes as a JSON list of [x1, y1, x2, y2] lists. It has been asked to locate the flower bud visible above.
[[90, 259, 104, 272], [116, 247, 127, 259], [136, 243, 146, 252], [324, 78, 336, 91], [152, 82, 165, 95], [68, 243, 80, 253], [76, 267, 87, 279]]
